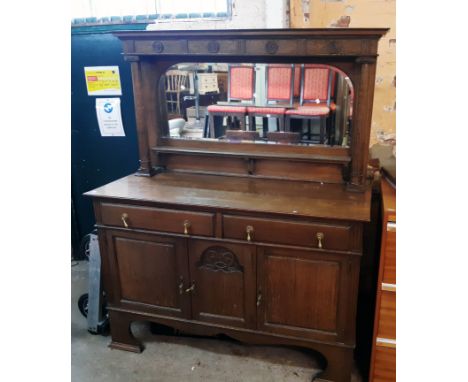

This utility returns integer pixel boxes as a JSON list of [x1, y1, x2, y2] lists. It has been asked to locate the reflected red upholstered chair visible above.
[[285, 64, 333, 143], [246, 64, 294, 134], [207, 65, 255, 138]]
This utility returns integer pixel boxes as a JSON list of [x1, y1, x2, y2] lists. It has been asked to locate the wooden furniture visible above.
[[369, 177, 396, 381], [286, 65, 333, 143], [207, 65, 256, 136], [165, 70, 188, 115], [85, 28, 388, 382], [247, 64, 295, 133]]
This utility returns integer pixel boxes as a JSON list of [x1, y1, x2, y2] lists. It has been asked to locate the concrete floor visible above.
[[71, 261, 362, 382]]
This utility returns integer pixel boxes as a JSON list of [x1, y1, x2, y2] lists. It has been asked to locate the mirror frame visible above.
[[116, 28, 388, 191]]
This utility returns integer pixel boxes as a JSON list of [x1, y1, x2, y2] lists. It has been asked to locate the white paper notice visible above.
[[95, 98, 126, 137]]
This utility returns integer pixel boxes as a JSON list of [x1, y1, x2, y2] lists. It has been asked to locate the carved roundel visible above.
[[265, 41, 279, 54], [153, 41, 164, 53], [207, 41, 220, 53], [328, 41, 339, 54], [197, 246, 243, 273]]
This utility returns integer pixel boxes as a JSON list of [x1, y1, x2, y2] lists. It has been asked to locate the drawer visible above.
[[223, 215, 352, 251], [383, 223, 396, 284], [377, 290, 396, 340], [371, 346, 396, 382], [100, 203, 214, 236]]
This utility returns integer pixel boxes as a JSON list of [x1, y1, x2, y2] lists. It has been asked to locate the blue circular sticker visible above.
[[103, 102, 113, 113]]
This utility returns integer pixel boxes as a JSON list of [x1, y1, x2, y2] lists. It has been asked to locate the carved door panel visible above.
[[257, 246, 351, 343], [188, 240, 256, 329], [104, 229, 191, 318]]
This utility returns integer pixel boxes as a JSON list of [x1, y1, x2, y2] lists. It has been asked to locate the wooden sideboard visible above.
[[369, 177, 396, 381], [85, 28, 388, 382]]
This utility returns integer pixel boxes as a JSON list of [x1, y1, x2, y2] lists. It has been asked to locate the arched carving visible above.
[[197, 246, 243, 273]]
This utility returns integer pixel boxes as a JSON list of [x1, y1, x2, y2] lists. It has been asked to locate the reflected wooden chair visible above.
[[247, 64, 294, 135], [207, 65, 255, 138], [165, 70, 189, 116], [285, 64, 333, 143]]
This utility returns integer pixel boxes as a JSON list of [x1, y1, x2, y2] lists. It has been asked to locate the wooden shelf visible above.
[[153, 146, 351, 164]]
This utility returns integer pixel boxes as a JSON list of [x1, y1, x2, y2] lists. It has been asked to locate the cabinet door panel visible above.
[[258, 247, 349, 342], [105, 230, 190, 318], [188, 240, 256, 329]]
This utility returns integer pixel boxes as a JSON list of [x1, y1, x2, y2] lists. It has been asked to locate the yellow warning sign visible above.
[[84, 66, 122, 96]]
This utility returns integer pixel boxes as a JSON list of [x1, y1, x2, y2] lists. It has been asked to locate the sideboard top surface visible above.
[[86, 173, 371, 222]]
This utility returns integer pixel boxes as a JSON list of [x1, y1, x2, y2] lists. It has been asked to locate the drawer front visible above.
[[100, 203, 214, 236], [371, 346, 396, 382], [383, 224, 396, 284], [223, 215, 352, 251], [377, 290, 396, 340]]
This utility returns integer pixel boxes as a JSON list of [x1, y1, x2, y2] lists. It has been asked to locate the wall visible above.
[[290, 0, 396, 146], [71, 31, 140, 250], [147, 0, 289, 30]]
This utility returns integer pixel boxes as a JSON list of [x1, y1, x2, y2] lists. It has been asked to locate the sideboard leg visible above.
[[314, 346, 353, 382], [108, 311, 143, 353]]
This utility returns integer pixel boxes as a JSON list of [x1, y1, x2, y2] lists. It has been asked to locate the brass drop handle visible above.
[[183, 220, 191, 235], [246, 225, 254, 242], [256, 291, 262, 307], [185, 282, 195, 293], [316, 232, 324, 249], [121, 213, 129, 228], [178, 276, 184, 295]]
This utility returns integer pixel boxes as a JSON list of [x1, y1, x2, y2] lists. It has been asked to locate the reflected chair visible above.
[[246, 64, 294, 135], [285, 64, 333, 143], [293, 64, 301, 100], [165, 70, 189, 116], [207, 65, 255, 138]]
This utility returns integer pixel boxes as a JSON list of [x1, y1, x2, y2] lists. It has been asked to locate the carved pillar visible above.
[[126, 55, 155, 176], [140, 60, 167, 172], [348, 57, 377, 192]]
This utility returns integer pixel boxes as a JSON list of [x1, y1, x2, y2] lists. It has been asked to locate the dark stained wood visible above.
[[105, 230, 191, 319], [225, 130, 260, 141], [100, 202, 215, 236], [84, 28, 388, 382], [188, 240, 257, 329], [115, 28, 387, 188], [223, 214, 353, 251], [155, 146, 351, 164], [85, 172, 372, 223], [160, 136, 351, 157], [257, 247, 341, 341], [266, 131, 301, 144], [348, 59, 378, 191]]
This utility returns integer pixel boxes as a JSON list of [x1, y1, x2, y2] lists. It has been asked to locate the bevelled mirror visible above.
[[161, 63, 354, 147]]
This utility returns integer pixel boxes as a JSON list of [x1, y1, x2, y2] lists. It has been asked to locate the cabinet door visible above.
[[104, 229, 191, 318], [188, 240, 256, 329], [257, 247, 355, 343]]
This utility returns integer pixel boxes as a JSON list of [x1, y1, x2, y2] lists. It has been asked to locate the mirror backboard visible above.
[[162, 63, 354, 147]]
